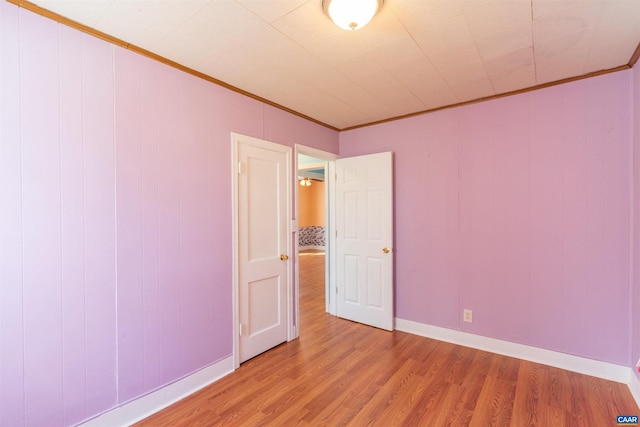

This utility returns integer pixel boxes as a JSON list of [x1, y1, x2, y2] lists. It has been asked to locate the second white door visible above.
[[335, 152, 394, 331]]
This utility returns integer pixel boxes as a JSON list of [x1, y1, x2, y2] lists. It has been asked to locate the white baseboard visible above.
[[395, 318, 630, 384], [79, 356, 234, 427], [628, 371, 640, 408]]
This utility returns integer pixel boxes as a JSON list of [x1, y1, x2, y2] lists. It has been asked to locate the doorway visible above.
[[298, 156, 327, 326], [294, 148, 394, 332], [295, 145, 337, 333]]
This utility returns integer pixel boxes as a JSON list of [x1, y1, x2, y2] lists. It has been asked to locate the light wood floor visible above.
[[136, 252, 638, 426]]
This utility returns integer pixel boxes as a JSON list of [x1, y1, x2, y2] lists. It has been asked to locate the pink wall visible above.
[[0, 3, 338, 426], [1, 1, 638, 425], [633, 62, 640, 378], [341, 70, 633, 366]]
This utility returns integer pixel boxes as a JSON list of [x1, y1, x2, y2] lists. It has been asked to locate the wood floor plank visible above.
[[348, 358, 420, 426], [135, 252, 639, 426], [469, 374, 517, 426], [428, 383, 475, 426], [511, 360, 542, 426]]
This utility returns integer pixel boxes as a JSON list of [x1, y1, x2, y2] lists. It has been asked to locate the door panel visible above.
[[367, 258, 383, 307], [236, 136, 290, 363], [247, 157, 279, 260], [248, 275, 282, 334], [344, 255, 359, 303], [336, 152, 393, 331]]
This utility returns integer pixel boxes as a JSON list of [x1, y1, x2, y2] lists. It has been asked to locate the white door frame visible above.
[[294, 144, 338, 327], [231, 133, 293, 369]]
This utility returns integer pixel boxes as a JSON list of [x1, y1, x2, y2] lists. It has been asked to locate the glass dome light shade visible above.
[[323, 0, 383, 31]]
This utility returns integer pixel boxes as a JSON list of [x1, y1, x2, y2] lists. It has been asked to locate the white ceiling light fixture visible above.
[[323, 0, 384, 31]]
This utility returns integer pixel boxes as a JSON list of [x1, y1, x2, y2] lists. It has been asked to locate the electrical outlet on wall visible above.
[[463, 309, 473, 323]]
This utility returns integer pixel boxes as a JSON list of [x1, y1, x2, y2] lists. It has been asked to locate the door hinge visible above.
[[336, 286, 338, 294], [239, 323, 244, 336], [238, 162, 243, 175]]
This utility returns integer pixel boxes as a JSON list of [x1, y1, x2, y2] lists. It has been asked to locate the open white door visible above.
[[234, 134, 291, 363], [336, 152, 394, 331]]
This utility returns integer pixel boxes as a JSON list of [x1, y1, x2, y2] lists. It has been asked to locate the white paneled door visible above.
[[336, 152, 394, 331], [235, 134, 291, 363]]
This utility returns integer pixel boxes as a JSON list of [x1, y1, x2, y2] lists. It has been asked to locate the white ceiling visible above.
[[28, 0, 640, 130]]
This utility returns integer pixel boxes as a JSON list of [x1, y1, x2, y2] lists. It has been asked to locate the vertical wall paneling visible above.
[[0, 2, 25, 425], [82, 33, 118, 415], [584, 76, 608, 359], [204, 83, 233, 360], [156, 65, 183, 383], [179, 74, 213, 372], [488, 100, 510, 339], [527, 88, 565, 352], [458, 105, 497, 337], [339, 71, 632, 365], [208, 83, 264, 142], [497, 96, 530, 343], [20, 10, 64, 426], [436, 114, 460, 328], [0, 2, 339, 423], [632, 62, 640, 380], [205, 84, 215, 361], [392, 114, 432, 322], [560, 80, 589, 357], [600, 73, 631, 364], [59, 24, 87, 426], [207, 87, 233, 358], [141, 56, 161, 392], [115, 46, 145, 403]]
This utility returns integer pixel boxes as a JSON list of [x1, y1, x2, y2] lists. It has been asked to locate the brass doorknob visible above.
[[382, 247, 391, 254], [280, 254, 289, 261]]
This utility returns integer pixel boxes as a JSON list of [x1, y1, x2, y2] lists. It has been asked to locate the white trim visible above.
[[285, 147, 294, 343], [231, 134, 240, 369], [78, 357, 234, 427], [295, 145, 338, 162], [395, 318, 630, 384], [293, 153, 300, 339], [628, 372, 640, 408], [326, 160, 337, 316]]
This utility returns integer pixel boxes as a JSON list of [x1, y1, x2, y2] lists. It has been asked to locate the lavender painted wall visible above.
[[341, 71, 633, 366], [1, 0, 638, 425], [0, 3, 338, 426], [633, 62, 640, 379]]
